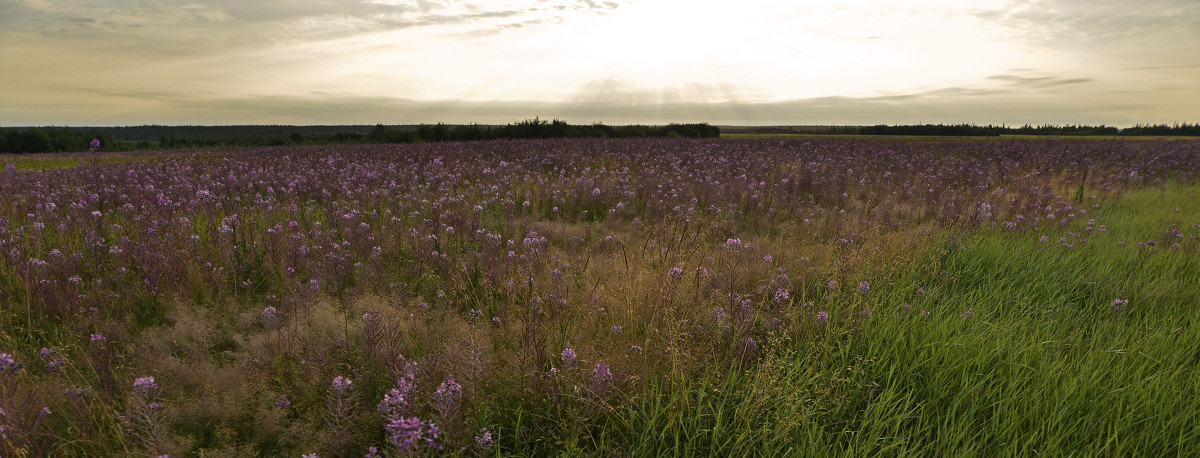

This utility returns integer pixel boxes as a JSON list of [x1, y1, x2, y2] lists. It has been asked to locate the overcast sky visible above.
[[1, 0, 1197, 126]]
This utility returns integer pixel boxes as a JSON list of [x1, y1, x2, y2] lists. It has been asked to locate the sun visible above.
[[517, 0, 936, 101], [529, 0, 806, 91]]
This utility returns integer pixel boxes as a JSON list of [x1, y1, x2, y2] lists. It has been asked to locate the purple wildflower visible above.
[[0, 352, 21, 372], [589, 363, 614, 393], [560, 346, 576, 369], [740, 336, 760, 354], [475, 428, 494, 450], [133, 376, 158, 396], [261, 306, 279, 330], [40, 347, 67, 372], [1110, 298, 1130, 313], [774, 288, 790, 303], [378, 388, 407, 418], [331, 376, 353, 394], [667, 266, 683, 279], [432, 378, 462, 405], [386, 416, 440, 453]]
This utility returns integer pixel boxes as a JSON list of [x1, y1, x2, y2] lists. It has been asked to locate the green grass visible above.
[[574, 184, 1200, 456], [1, 156, 91, 170], [0, 152, 163, 171]]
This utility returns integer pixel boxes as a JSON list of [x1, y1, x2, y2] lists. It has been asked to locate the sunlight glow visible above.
[[332, 0, 1043, 104]]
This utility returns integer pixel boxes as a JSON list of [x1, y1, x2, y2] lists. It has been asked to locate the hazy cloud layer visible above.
[[974, 0, 1200, 42], [0, 0, 615, 44], [973, 0, 1200, 67], [3, 76, 1188, 127], [1, 0, 1197, 126]]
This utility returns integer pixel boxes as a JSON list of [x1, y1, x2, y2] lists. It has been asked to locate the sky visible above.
[[1, 0, 1197, 126]]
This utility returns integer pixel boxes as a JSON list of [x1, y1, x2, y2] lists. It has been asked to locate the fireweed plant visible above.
[[0, 138, 1198, 455]]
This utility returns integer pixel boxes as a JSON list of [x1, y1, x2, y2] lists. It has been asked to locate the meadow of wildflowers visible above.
[[1, 137, 1198, 455]]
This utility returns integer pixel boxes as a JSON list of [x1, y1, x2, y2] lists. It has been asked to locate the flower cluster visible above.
[[386, 416, 441, 454], [133, 376, 158, 396], [589, 363, 614, 394], [1110, 298, 1131, 313], [260, 306, 279, 330], [0, 352, 21, 373], [331, 376, 353, 394], [560, 346, 577, 370], [475, 427, 494, 451], [432, 378, 462, 405]]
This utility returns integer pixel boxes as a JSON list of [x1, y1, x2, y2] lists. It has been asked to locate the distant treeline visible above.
[[1119, 123, 1200, 136], [728, 123, 1200, 137], [4, 121, 1197, 153], [859, 124, 1125, 136], [0, 119, 719, 153], [722, 125, 861, 135]]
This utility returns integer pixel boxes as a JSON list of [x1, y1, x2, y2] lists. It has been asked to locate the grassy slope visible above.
[[602, 185, 1199, 457]]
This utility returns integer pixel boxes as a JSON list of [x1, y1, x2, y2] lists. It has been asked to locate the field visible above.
[[1, 137, 1198, 456], [720, 133, 1200, 141]]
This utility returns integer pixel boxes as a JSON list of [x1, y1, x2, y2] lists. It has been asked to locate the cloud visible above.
[[1, 0, 624, 46], [3, 71, 1190, 127], [973, 0, 1200, 61], [985, 74, 1094, 88], [0, 0, 636, 112], [576, 0, 619, 9]]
